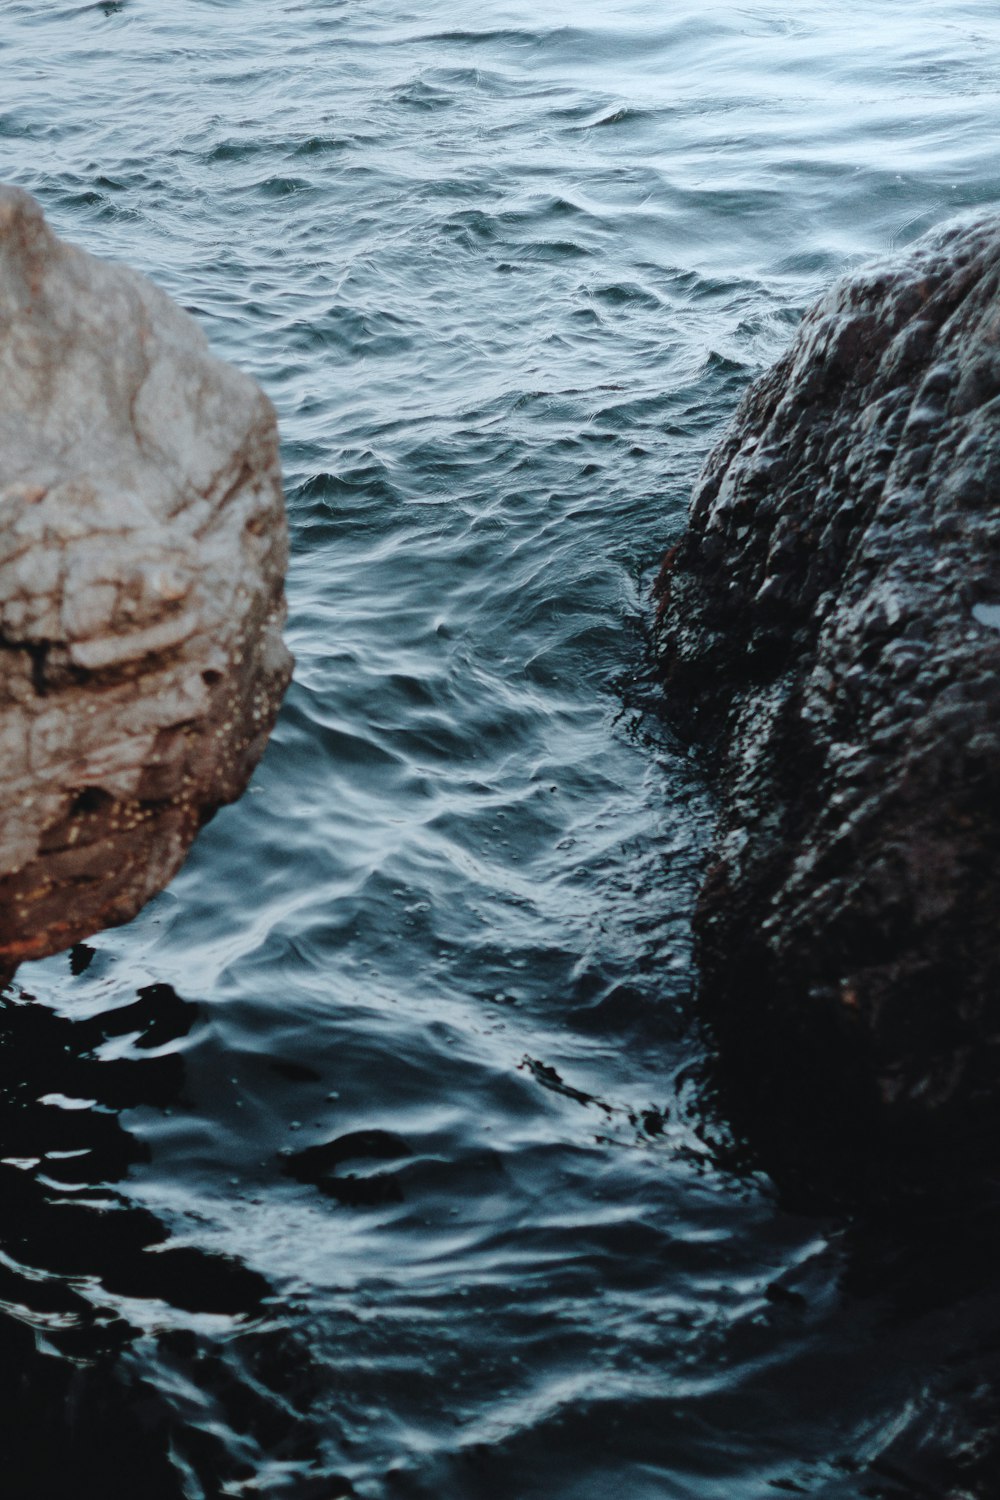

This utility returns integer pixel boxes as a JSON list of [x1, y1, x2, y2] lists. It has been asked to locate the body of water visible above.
[[2, 2, 1000, 1495]]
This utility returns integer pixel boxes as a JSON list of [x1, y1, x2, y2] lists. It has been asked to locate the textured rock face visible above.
[[655, 215, 1000, 1201], [0, 186, 292, 967]]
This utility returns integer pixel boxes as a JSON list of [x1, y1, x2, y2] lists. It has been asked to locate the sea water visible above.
[[2, 2, 1000, 1495]]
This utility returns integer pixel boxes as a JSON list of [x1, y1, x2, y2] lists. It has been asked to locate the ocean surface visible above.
[[2, 2, 1000, 1496]]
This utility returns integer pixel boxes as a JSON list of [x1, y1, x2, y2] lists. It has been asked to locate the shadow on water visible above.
[[827, 1212, 1000, 1500], [841, 1222, 1000, 1500], [4, 942, 1000, 1498], [0, 961, 354, 1500], [682, 1046, 1000, 1500]]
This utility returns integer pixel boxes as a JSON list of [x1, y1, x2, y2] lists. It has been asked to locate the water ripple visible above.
[[3, 0, 1000, 1495]]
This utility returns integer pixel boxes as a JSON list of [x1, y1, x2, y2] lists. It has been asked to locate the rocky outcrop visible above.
[[655, 215, 1000, 1202], [0, 186, 292, 968]]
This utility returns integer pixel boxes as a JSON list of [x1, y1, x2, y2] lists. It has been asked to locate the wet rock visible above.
[[654, 215, 1000, 1202], [0, 186, 292, 968]]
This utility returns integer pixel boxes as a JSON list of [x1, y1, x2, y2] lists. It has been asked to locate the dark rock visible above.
[[654, 215, 1000, 1204]]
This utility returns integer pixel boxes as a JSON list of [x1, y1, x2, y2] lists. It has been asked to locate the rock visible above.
[[654, 214, 1000, 1203], [0, 186, 292, 969]]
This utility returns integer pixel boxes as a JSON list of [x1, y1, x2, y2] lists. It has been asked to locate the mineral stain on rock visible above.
[[654, 214, 1000, 1204], [0, 186, 292, 967]]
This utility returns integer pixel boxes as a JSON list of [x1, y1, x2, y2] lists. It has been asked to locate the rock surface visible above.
[[655, 215, 1000, 1202], [0, 186, 292, 967]]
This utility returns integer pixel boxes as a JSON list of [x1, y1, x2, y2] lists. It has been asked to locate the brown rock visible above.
[[0, 186, 292, 968]]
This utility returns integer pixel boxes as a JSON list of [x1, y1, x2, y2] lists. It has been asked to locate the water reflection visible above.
[[0, 970, 295, 1496], [3, 957, 1000, 1497]]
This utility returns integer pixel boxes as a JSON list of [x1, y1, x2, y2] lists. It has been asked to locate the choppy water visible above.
[[2, 2, 1000, 1495]]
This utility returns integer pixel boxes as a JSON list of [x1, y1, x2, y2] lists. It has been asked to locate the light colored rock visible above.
[[0, 185, 292, 966]]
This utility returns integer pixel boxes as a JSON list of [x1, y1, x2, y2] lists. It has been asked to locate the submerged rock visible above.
[[655, 215, 1000, 1202], [0, 186, 292, 967]]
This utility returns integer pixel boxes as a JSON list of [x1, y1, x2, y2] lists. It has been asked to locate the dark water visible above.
[[3, 2, 1000, 1495]]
